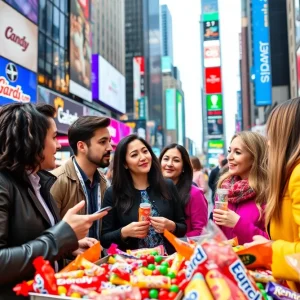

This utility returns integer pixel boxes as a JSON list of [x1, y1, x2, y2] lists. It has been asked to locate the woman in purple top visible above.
[[159, 144, 208, 237], [213, 131, 269, 244]]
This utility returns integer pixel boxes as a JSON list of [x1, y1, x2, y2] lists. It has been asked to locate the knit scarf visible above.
[[220, 176, 256, 204]]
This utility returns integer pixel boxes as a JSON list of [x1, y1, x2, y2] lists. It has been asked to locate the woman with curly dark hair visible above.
[[0, 103, 107, 300]]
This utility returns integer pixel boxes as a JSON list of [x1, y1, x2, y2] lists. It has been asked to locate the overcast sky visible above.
[[160, 0, 203, 149]]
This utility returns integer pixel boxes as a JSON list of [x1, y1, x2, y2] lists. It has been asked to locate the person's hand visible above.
[[63, 200, 107, 240], [72, 237, 98, 256], [213, 209, 240, 228], [150, 217, 176, 233], [244, 235, 271, 248], [121, 221, 149, 239]]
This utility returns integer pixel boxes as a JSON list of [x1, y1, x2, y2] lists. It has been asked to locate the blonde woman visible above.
[[213, 131, 268, 244], [245, 99, 300, 291]]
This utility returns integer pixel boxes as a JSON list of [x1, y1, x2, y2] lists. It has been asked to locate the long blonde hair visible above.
[[265, 98, 300, 225], [218, 131, 268, 207]]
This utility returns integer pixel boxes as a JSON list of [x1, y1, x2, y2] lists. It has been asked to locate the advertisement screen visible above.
[[204, 40, 220, 67], [5, 0, 38, 24], [161, 56, 172, 73], [70, 0, 92, 101], [133, 56, 145, 95], [203, 20, 219, 41], [201, 0, 218, 13], [207, 117, 223, 136], [92, 55, 126, 113], [133, 57, 141, 100], [0, 1, 38, 73], [177, 91, 184, 146], [38, 86, 83, 134], [165, 89, 176, 130], [206, 94, 223, 111], [295, 0, 300, 47], [124, 119, 147, 140], [0, 56, 36, 105], [208, 139, 224, 149], [205, 67, 222, 94], [252, 0, 272, 106]]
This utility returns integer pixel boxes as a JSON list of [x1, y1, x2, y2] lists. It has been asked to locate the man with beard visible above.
[[51, 116, 112, 239]]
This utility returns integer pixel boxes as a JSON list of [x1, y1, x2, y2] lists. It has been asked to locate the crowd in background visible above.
[[2, 98, 300, 298]]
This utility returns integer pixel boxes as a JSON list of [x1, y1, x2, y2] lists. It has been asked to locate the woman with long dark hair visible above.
[[100, 135, 186, 254], [159, 144, 208, 237], [0, 103, 107, 300]]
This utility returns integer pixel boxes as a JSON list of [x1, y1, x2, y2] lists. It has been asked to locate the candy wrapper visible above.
[[183, 273, 213, 300], [60, 241, 101, 273], [126, 245, 165, 257], [249, 269, 277, 283], [235, 243, 272, 270], [266, 281, 300, 300], [165, 221, 264, 300]]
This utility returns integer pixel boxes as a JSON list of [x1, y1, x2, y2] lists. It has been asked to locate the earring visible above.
[[182, 170, 184, 173], [124, 166, 128, 169]]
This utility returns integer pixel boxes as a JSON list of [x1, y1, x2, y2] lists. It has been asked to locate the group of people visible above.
[[1, 98, 300, 298]]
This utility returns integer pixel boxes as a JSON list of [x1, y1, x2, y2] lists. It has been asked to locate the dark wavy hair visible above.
[[159, 144, 193, 206], [112, 134, 170, 213], [0, 103, 55, 175]]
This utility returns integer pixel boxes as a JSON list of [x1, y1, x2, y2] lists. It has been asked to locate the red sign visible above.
[[78, 0, 89, 19], [205, 67, 222, 94], [134, 57, 145, 75]]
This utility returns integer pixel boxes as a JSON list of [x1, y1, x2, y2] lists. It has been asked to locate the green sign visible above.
[[203, 12, 219, 22], [207, 94, 223, 111], [208, 139, 224, 149]]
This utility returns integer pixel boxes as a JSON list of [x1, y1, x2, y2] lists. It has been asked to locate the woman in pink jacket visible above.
[[159, 144, 208, 237]]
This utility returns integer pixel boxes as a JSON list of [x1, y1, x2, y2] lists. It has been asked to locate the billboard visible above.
[[134, 97, 147, 120], [0, 1, 38, 72], [38, 86, 83, 134], [207, 117, 223, 136], [165, 89, 176, 130], [201, 0, 218, 13], [203, 20, 219, 41], [92, 54, 126, 113], [133, 57, 141, 100], [70, 0, 92, 101], [0, 57, 36, 105], [295, 0, 300, 47], [133, 56, 145, 96], [176, 91, 184, 146], [251, 0, 272, 106], [124, 119, 147, 140], [161, 56, 172, 73], [5, 0, 38, 24], [206, 94, 223, 110], [208, 139, 224, 149], [205, 67, 222, 94], [204, 40, 220, 67]]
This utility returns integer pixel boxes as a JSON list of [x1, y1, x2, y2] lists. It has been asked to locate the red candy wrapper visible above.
[[13, 280, 34, 297], [32, 257, 58, 295], [165, 221, 264, 300]]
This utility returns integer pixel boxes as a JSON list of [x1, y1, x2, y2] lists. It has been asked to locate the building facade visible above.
[[160, 4, 173, 62], [92, 0, 125, 75]]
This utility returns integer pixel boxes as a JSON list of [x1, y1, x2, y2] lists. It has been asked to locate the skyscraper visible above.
[[161, 4, 173, 62]]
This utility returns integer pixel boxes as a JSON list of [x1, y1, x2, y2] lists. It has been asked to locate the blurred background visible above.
[[0, 0, 294, 167]]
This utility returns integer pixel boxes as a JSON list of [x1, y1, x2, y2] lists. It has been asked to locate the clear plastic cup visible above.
[[215, 189, 229, 211]]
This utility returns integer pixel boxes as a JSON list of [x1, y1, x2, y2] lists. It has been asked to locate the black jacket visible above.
[[0, 170, 78, 300], [100, 179, 187, 254], [208, 166, 220, 203]]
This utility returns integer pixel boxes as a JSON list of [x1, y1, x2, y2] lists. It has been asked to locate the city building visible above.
[[91, 0, 125, 76], [124, 0, 164, 149], [160, 4, 173, 62], [240, 0, 290, 132]]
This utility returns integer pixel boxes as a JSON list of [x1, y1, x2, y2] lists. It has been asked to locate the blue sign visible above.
[[251, 0, 272, 106], [0, 56, 37, 105]]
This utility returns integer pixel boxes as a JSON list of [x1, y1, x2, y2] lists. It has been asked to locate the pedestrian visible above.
[[0, 103, 107, 299], [100, 135, 186, 254], [159, 144, 208, 237], [245, 98, 300, 291], [190, 156, 208, 193], [51, 116, 112, 240], [213, 131, 269, 244]]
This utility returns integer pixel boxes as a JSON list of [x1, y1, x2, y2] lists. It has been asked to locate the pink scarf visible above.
[[221, 176, 256, 204]]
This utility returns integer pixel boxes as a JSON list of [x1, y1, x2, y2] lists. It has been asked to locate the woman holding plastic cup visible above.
[[100, 135, 186, 254], [213, 131, 269, 244]]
